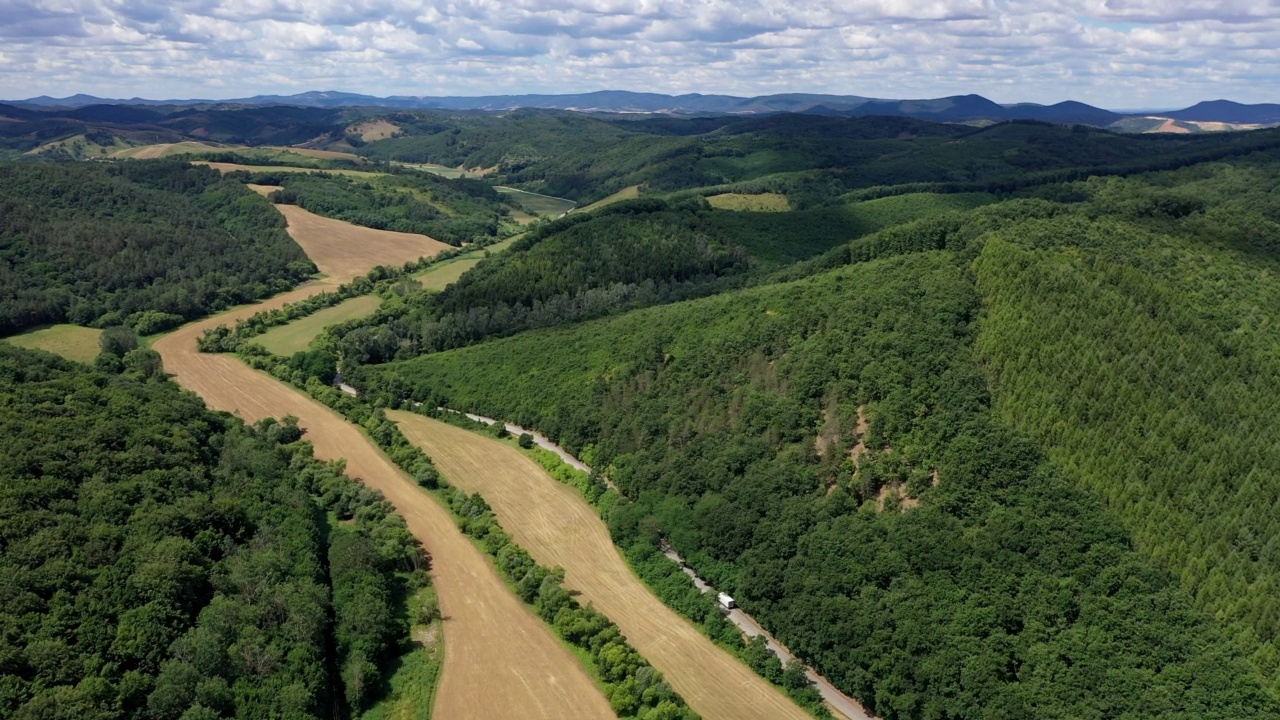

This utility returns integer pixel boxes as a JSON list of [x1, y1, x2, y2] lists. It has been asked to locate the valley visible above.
[[6, 92, 1280, 720], [150, 212, 616, 720]]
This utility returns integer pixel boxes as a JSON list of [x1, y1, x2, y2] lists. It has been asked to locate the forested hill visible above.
[[345, 148, 1280, 716], [0, 161, 315, 337], [244, 169, 511, 246], [0, 344, 425, 717]]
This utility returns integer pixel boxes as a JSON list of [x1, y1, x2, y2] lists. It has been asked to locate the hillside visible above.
[[9, 91, 1277, 130], [355, 247, 1278, 719], [330, 145, 1280, 713], [0, 160, 315, 336]]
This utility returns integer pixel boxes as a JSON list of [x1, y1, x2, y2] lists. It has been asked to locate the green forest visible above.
[[11, 101, 1280, 719], [0, 344, 428, 719], [336, 145, 1280, 716], [242, 168, 514, 246], [0, 161, 315, 337]]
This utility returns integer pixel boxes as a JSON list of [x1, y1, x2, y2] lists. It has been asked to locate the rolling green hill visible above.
[[357, 248, 1278, 719], [342, 147, 1280, 714]]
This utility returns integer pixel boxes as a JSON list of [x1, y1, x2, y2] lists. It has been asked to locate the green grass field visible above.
[[577, 185, 641, 213], [256, 295, 383, 356], [414, 258, 482, 291], [394, 162, 477, 179], [361, 586, 443, 720], [4, 325, 103, 363], [410, 233, 524, 291], [496, 187, 576, 217]]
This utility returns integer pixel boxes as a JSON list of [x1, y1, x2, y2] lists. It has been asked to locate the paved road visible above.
[[450, 410, 875, 720]]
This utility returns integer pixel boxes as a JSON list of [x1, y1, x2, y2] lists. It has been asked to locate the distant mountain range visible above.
[[7, 90, 1280, 129]]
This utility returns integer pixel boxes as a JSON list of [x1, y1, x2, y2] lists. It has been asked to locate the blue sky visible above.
[[1, 0, 1277, 107]]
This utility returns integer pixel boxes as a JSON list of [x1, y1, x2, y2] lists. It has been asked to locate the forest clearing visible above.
[[274, 203, 451, 278], [577, 184, 642, 213], [256, 294, 383, 355], [388, 411, 814, 720], [496, 186, 577, 216], [706, 193, 792, 211], [4, 324, 103, 362]]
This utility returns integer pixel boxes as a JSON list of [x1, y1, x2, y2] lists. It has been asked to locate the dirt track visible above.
[[152, 219, 612, 719], [389, 411, 813, 720]]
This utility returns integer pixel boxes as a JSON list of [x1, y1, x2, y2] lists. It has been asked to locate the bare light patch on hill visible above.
[[274, 204, 451, 280], [707, 193, 791, 212], [347, 119, 401, 142]]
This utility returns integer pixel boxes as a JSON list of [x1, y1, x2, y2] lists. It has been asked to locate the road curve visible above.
[[389, 411, 815, 720]]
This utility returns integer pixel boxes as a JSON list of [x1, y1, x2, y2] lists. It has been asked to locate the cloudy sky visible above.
[[2, 0, 1277, 108]]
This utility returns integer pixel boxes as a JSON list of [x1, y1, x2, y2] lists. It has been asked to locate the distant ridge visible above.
[[4, 90, 1277, 130], [1164, 100, 1280, 125]]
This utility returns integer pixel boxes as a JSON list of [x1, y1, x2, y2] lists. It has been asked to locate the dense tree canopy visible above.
[[0, 345, 423, 718], [0, 161, 315, 337], [346, 149, 1280, 717]]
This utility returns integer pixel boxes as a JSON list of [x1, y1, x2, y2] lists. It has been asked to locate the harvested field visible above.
[[110, 141, 227, 159], [5, 324, 102, 363], [389, 412, 813, 720], [193, 161, 384, 178], [578, 185, 641, 213], [275, 204, 451, 279], [152, 286, 613, 720], [246, 183, 280, 197], [496, 187, 576, 217], [347, 120, 401, 142], [706, 193, 791, 212], [256, 294, 382, 355]]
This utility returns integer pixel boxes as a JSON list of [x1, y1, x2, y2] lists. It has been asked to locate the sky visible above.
[[1, 0, 1278, 108]]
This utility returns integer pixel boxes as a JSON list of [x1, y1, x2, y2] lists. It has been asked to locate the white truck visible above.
[[717, 592, 737, 610]]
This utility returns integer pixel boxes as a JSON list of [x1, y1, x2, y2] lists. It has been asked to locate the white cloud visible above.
[[0, 0, 1276, 107]]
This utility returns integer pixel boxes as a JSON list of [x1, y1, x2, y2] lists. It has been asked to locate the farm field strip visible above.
[[3, 324, 103, 363], [256, 294, 383, 356], [150, 214, 614, 719], [414, 257, 482, 291], [274, 204, 451, 280], [388, 411, 815, 720], [495, 186, 577, 217], [577, 185, 641, 213], [706, 192, 791, 212]]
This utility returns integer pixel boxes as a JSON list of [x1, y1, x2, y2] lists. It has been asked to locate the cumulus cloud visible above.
[[0, 0, 1276, 107]]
